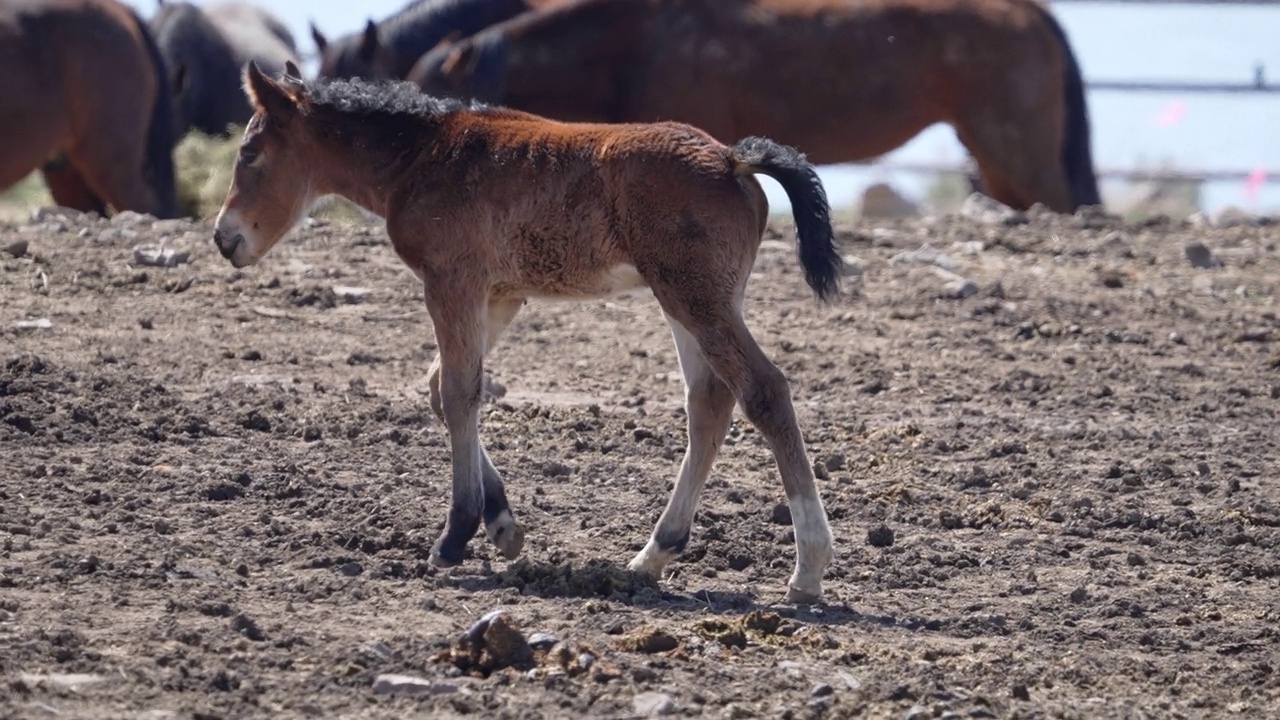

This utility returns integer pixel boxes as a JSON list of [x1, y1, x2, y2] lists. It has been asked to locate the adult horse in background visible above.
[[0, 0, 179, 218], [411, 0, 1101, 213], [311, 0, 568, 81], [151, 0, 300, 138]]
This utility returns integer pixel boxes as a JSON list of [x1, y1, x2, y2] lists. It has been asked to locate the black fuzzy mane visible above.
[[304, 75, 488, 119]]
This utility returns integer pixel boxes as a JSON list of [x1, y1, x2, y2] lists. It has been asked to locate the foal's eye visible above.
[[239, 147, 260, 165]]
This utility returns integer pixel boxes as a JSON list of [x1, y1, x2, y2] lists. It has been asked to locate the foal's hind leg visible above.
[[628, 313, 737, 578], [425, 297, 526, 561], [660, 295, 834, 603]]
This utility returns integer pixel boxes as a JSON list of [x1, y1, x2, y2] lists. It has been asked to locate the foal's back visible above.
[[398, 112, 768, 300]]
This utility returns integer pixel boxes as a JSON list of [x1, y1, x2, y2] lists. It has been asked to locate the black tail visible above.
[[1034, 3, 1100, 209], [732, 137, 841, 302], [128, 8, 180, 219]]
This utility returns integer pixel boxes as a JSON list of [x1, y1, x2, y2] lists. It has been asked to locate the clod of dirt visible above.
[[1185, 241, 1220, 269], [3, 240, 28, 257], [770, 503, 793, 525], [616, 625, 679, 654], [497, 558, 659, 601], [867, 524, 896, 548], [232, 613, 266, 641], [434, 610, 535, 676]]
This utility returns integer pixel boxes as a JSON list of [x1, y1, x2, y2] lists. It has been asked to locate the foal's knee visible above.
[[439, 366, 484, 432]]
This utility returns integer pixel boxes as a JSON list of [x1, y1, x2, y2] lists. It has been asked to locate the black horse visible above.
[[150, 0, 299, 138], [310, 0, 563, 81]]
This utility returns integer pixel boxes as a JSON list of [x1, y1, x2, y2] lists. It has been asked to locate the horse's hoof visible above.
[[627, 544, 669, 579], [784, 584, 822, 605], [486, 512, 525, 561], [430, 539, 464, 569]]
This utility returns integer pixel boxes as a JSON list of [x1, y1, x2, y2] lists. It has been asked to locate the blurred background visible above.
[[134, 0, 1280, 217], [5, 0, 1278, 220]]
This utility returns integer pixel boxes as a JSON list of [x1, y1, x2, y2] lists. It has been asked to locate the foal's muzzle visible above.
[[212, 229, 244, 261]]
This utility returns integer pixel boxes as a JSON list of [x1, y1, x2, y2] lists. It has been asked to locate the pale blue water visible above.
[[129, 0, 1280, 215]]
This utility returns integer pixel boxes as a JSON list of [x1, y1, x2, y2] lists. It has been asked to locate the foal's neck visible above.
[[314, 116, 442, 218]]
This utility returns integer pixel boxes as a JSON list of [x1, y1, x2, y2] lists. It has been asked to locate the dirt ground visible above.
[[1, 201, 1278, 719]]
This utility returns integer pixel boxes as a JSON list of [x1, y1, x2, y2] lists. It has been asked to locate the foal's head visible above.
[[212, 62, 320, 268]]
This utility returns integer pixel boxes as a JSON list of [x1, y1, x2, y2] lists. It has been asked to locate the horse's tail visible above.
[[128, 7, 180, 219], [731, 137, 841, 303], [1033, 2, 1100, 209]]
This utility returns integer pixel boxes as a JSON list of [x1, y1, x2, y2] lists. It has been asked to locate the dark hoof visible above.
[[430, 536, 466, 568]]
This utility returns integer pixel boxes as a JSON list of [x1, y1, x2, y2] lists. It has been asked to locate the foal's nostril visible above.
[[213, 230, 243, 260]]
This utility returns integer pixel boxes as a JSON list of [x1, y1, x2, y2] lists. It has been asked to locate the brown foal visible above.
[[213, 62, 842, 602]]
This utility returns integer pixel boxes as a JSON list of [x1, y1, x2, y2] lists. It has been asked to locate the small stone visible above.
[[811, 683, 834, 698], [1126, 553, 1146, 567], [904, 704, 930, 720], [13, 318, 52, 331], [139, 317, 154, 330], [1012, 684, 1031, 701], [633, 691, 677, 717], [889, 243, 957, 270], [1069, 586, 1089, 603], [338, 562, 363, 577], [3, 239, 28, 257], [132, 244, 190, 267], [1169, 332, 1186, 345], [839, 254, 865, 277], [333, 285, 372, 303], [527, 632, 559, 652], [867, 524, 895, 548], [19, 673, 109, 690], [941, 276, 979, 299], [372, 674, 461, 696]]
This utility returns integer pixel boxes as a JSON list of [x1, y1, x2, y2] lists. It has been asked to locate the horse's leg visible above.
[[41, 162, 107, 216], [425, 295, 526, 560], [421, 281, 490, 568], [953, 111, 1072, 213], [628, 312, 737, 578], [656, 290, 833, 603]]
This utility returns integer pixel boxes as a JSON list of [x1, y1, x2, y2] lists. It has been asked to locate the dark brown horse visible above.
[[212, 62, 841, 603], [0, 0, 178, 218], [311, 0, 567, 81], [411, 0, 1101, 213], [151, 0, 300, 138]]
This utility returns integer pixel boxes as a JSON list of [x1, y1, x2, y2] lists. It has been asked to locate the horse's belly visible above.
[[522, 262, 651, 302]]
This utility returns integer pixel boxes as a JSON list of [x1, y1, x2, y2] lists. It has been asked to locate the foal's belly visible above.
[[517, 262, 651, 302]]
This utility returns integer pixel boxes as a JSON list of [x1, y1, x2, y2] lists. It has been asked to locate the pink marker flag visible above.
[[1245, 167, 1266, 206], [1154, 100, 1187, 128]]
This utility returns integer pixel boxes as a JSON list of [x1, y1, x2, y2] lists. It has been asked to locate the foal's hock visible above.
[[213, 64, 841, 603]]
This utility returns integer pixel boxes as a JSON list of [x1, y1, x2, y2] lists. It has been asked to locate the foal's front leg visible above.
[[424, 298, 526, 560], [423, 288, 488, 567]]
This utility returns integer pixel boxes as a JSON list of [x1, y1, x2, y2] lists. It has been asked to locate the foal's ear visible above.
[[283, 60, 303, 83], [244, 61, 299, 121]]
